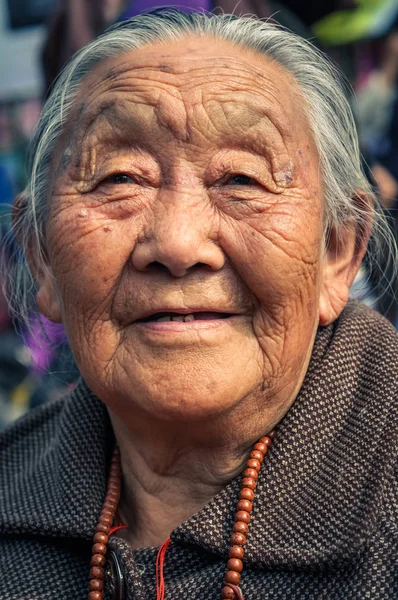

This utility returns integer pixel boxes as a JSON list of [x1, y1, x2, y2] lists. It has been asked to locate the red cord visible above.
[[109, 525, 129, 536], [155, 537, 171, 600], [225, 584, 245, 599]]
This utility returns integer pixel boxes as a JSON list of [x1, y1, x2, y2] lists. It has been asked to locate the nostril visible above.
[[146, 261, 171, 273], [144, 261, 211, 277]]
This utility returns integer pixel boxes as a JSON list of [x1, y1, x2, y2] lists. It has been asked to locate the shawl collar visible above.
[[1, 302, 397, 569], [172, 302, 398, 567], [0, 381, 112, 539]]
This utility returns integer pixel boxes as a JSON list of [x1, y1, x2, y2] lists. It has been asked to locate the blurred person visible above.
[[42, 0, 342, 95], [356, 29, 398, 162], [1, 12, 398, 600]]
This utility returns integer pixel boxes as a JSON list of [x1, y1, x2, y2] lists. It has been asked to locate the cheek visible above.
[[219, 198, 323, 361], [46, 205, 142, 328]]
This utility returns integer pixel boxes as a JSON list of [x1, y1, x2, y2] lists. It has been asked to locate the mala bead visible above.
[[237, 500, 252, 513], [91, 554, 106, 567], [249, 451, 264, 463], [242, 468, 258, 480], [225, 570, 241, 585], [222, 430, 275, 600], [246, 458, 261, 471], [241, 477, 256, 490], [96, 523, 110, 534], [235, 511, 251, 524], [89, 447, 122, 600], [227, 558, 243, 572], [89, 567, 104, 579], [230, 532, 247, 546], [99, 514, 113, 526], [259, 435, 273, 446], [92, 543, 107, 555], [229, 546, 244, 559], [88, 579, 104, 592], [233, 521, 248, 534], [221, 586, 236, 599], [239, 488, 254, 501], [93, 532, 109, 545], [254, 442, 268, 454]]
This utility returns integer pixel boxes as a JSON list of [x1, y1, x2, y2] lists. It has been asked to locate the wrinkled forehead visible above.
[[60, 37, 317, 164]]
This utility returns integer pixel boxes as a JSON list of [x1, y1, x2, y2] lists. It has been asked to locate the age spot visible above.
[[158, 64, 174, 73], [103, 224, 112, 232]]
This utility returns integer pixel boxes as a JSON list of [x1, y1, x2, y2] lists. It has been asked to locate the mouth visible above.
[[136, 311, 233, 323]]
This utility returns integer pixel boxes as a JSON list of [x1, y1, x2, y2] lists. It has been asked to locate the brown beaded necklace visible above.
[[88, 431, 275, 600]]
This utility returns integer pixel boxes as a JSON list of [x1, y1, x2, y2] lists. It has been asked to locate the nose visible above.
[[131, 192, 225, 277]]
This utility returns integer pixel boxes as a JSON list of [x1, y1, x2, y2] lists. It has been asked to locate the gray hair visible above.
[[6, 9, 393, 329]]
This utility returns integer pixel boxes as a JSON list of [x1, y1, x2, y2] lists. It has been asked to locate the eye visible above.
[[103, 173, 136, 185], [225, 174, 256, 186]]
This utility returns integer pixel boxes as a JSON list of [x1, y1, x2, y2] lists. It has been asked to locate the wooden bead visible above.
[[93, 532, 109, 545], [91, 554, 106, 567], [88, 579, 104, 592], [237, 499, 252, 513], [230, 532, 246, 546], [227, 558, 243, 572], [250, 451, 264, 463], [100, 509, 113, 519], [106, 491, 119, 501], [88, 592, 103, 600], [92, 543, 107, 555], [241, 477, 257, 490], [224, 570, 241, 585], [89, 567, 104, 580], [107, 482, 119, 492], [243, 468, 258, 480], [98, 514, 113, 526], [254, 442, 267, 454], [239, 488, 254, 501], [233, 521, 248, 534], [260, 436, 272, 446], [96, 523, 110, 534], [235, 510, 251, 524], [246, 458, 261, 471], [221, 586, 235, 599], [229, 545, 244, 559]]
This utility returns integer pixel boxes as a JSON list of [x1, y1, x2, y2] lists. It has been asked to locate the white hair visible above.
[[5, 9, 394, 329]]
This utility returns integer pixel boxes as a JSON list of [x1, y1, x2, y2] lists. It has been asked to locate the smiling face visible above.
[[35, 37, 335, 427]]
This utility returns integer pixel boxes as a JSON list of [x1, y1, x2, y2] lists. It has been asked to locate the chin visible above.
[[118, 369, 253, 423]]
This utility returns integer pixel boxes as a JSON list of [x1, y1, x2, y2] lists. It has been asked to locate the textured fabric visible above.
[[1, 301, 398, 599]]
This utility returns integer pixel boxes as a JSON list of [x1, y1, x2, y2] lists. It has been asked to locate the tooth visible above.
[[171, 315, 185, 322], [157, 316, 171, 322], [184, 314, 195, 322]]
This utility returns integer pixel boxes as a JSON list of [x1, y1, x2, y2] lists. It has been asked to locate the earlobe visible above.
[[35, 269, 62, 324], [319, 193, 374, 326], [13, 192, 63, 324], [26, 247, 62, 324]]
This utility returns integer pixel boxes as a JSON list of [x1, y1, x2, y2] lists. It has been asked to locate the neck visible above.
[[108, 404, 279, 549]]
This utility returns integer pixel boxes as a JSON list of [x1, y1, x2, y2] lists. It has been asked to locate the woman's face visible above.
[[38, 38, 328, 425]]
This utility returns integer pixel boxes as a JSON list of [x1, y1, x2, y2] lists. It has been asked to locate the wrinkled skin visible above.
[[35, 37, 365, 439]]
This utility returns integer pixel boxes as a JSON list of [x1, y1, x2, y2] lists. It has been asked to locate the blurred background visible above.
[[0, 0, 398, 428]]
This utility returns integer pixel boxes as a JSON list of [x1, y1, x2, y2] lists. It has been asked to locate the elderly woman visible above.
[[1, 10, 397, 600]]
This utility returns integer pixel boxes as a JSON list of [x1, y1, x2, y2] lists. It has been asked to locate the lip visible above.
[[133, 311, 244, 341], [135, 315, 241, 332]]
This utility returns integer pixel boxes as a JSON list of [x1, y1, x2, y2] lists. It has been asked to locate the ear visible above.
[[319, 193, 374, 326], [13, 192, 63, 324]]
